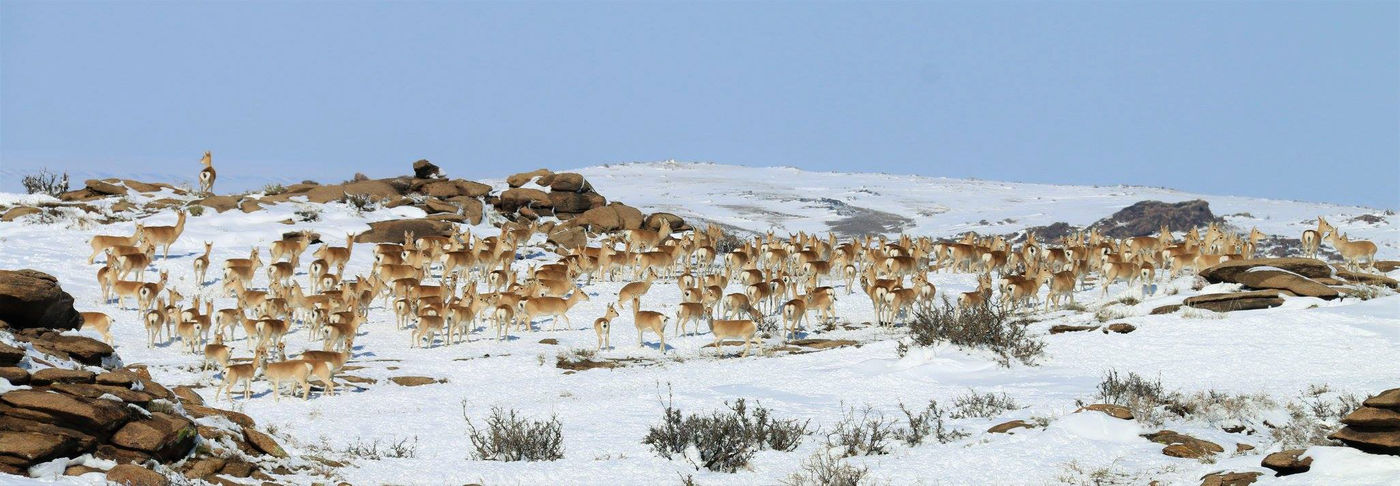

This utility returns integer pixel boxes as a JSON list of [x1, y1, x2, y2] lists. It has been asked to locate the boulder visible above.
[[1375, 261, 1400, 273], [0, 270, 82, 330], [106, 464, 170, 486], [305, 180, 399, 204], [0, 367, 29, 385], [1199, 471, 1261, 486], [1200, 258, 1334, 283], [117, 180, 163, 193], [548, 192, 598, 214], [388, 376, 439, 387], [49, 382, 160, 406], [0, 430, 81, 463], [1342, 406, 1400, 428], [446, 196, 484, 225], [1075, 404, 1133, 420], [987, 420, 1031, 434], [0, 389, 132, 433], [419, 180, 464, 198], [1143, 430, 1223, 458], [0, 207, 41, 222], [1329, 426, 1400, 455], [195, 195, 239, 213], [180, 457, 226, 479], [355, 218, 457, 244], [497, 188, 552, 213], [0, 343, 23, 366], [1336, 269, 1399, 289], [30, 368, 95, 386], [546, 226, 588, 250], [84, 179, 127, 196], [1364, 388, 1400, 409], [1233, 269, 1339, 299], [237, 199, 264, 213], [183, 404, 255, 428], [109, 412, 197, 461], [418, 198, 459, 215], [412, 159, 442, 179], [1150, 304, 1181, 315], [542, 172, 590, 193], [171, 386, 203, 406], [20, 332, 115, 366], [1182, 290, 1284, 313], [572, 203, 644, 232], [1049, 324, 1099, 334], [1088, 199, 1221, 238], [242, 426, 287, 458], [1261, 449, 1312, 476], [644, 212, 688, 232], [1104, 323, 1137, 334], [506, 168, 552, 188]]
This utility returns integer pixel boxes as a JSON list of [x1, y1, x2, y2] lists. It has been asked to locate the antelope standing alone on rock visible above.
[[198, 150, 216, 194]]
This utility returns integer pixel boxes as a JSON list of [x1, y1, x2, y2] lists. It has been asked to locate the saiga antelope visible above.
[[193, 241, 213, 285], [79, 312, 113, 345], [87, 224, 143, 264], [214, 347, 266, 401], [198, 150, 216, 194], [710, 319, 762, 357], [632, 297, 669, 354], [593, 303, 620, 351], [519, 290, 590, 332], [140, 211, 187, 260]]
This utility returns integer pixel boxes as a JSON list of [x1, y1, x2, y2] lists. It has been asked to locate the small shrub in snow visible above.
[[346, 193, 378, 214], [1114, 295, 1141, 306], [950, 391, 1021, 419], [782, 451, 870, 486], [1093, 369, 1181, 426], [1094, 304, 1133, 323], [295, 206, 322, 222], [714, 233, 747, 255], [642, 393, 810, 472], [1179, 307, 1226, 320], [895, 400, 967, 446], [263, 183, 287, 195], [343, 436, 418, 459], [185, 204, 205, 217], [905, 299, 1045, 367], [825, 405, 894, 457], [1346, 285, 1392, 301], [22, 168, 69, 197], [1061, 302, 1089, 313], [462, 403, 563, 462]]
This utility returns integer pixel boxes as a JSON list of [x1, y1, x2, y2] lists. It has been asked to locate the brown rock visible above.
[[57, 188, 104, 202], [1233, 269, 1339, 299], [987, 420, 1031, 433], [1199, 471, 1260, 486], [1342, 406, 1400, 428], [237, 198, 264, 213], [1150, 304, 1181, 315], [419, 180, 464, 198], [181, 457, 226, 479], [195, 195, 240, 213], [446, 196, 484, 225], [0, 430, 81, 463], [95, 369, 141, 387], [111, 199, 136, 212], [1374, 261, 1400, 273], [110, 412, 197, 461], [1235, 443, 1254, 453], [95, 443, 153, 464], [64, 464, 103, 476], [305, 180, 399, 204], [1363, 388, 1400, 410], [0, 389, 132, 433], [220, 458, 257, 477], [355, 218, 457, 244], [1182, 290, 1284, 313], [0, 367, 30, 385], [0, 342, 24, 366], [107, 464, 170, 486], [0, 207, 41, 222], [497, 187, 552, 212], [1050, 324, 1100, 334], [418, 198, 459, 215], [30, 368, 95, 385], [183, 404, 255, 428], [1329, 426, 1400, 455], [1200, 258, 1334, 282], [119, 179, 164, 193], [84, 179, 128, 196], [172, 386, 204, 406], [1335, 269, 1399, 289], [1144, 430, 1223, 458], [543, 172, 590, 193], [243, 426, 288, 458], [644, 212, 688, 232], [412, 159, 442, 179], [0, 269, 82, 330], [388, 376, 440, 387], [548, 192, 598, 213], [506, 168, 552, 188], [24, 332, 114, 366], [572, 203, 645, 232], [547, 226, 588, 249], [1261, 449, 1312, 476], [1076, 404, 1133, 420], [1104, 323, 1137, 334], [0, 415, 98, 450], [49, 382, 159, 406]]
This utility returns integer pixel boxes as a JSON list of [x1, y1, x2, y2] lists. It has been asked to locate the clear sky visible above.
[[2, 1, 1396, 208]]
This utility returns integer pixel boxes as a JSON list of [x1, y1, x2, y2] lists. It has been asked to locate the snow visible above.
[[1, 162, 1397, 484]]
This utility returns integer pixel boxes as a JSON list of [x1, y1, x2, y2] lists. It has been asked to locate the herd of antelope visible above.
[[76, 170, 1383, 403]]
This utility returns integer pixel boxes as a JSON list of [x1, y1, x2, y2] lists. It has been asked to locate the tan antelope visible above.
[[79, 312, 113, 345], [519, 290, 590, 332], [632, 297, 669, 353], [1099, 255, 1141, 297], [202, 334, 231, 378], [675, 301, 710, 336], [1324, 228, 1378, 271], [1301, 217, 1326, 259], [958, 274, 993, 309], [87, 224, 143, 264], [140, 211, 187, 260], [593, 303, 620, 351], [193, 241, 213, 285], [198, 150, 216, 194], [144, 300, 167, 347], [137, 270, 169, 311], [780, 294, 806, 341], [617, 269, 657, 308], [271, 231, 313, 268], [264, 358, 315, 402], [1039, 267, 1077, 311], [411, 314, 446, 348], [214, 347, 266, 401], [176, 319, 203, 354], [710, 319, 762, 357], [114, 243, 156, 282]]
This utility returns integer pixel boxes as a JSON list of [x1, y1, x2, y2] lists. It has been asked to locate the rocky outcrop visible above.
[[1075, 404, 1133, 420], [506, 168, 552, 188], [412, 159, 442, 179], [1182, 290, 1284, 313], [1142, 430, 1223, 458], [1089, 199, 1221, 238], [1328, 388, 1400, 455], [1261, 449, 1312, 476], [355, 218, 457, 244], [0, 270, 82, 331], [569, 203, 645, 232]]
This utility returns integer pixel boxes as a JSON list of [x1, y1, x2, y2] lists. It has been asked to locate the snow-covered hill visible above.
[[1, 162, 1398, 485]]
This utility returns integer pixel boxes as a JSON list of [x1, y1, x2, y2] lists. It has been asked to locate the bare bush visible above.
[[22, 168, 68, 197], [263, 183, 287, 195], [343, 436, 418, 459], [346, 193, 378, 214], [905, 299, 1045, 367], [1094, 370, 1181, 426], [462, 403, 563, 461], [714, 233, 747, 255], [895, 400, 967, 446], [643, 393, 810, 472], [826, 405, 895, 457], [783, 451, 870, 486], [950, 391, 1021, 419], [295, 206, 322, 222]]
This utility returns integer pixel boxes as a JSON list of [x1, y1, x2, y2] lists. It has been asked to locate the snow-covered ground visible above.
[[1, 162, 1398, 485]]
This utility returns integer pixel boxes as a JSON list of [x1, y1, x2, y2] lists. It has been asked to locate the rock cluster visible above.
[[1328, 388, 1400, 456], [0, 270, 82, 331]]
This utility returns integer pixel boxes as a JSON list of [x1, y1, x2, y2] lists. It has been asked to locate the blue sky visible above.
[[2, 1, 1396, 208]]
